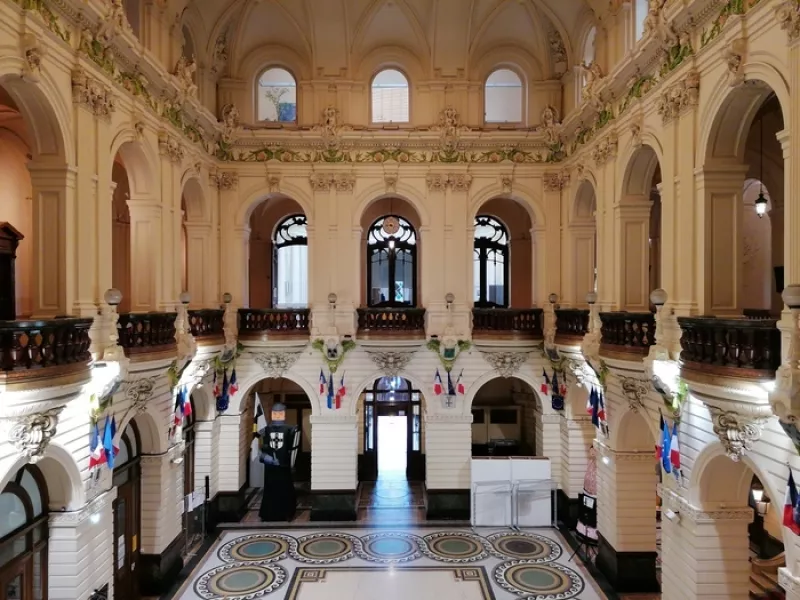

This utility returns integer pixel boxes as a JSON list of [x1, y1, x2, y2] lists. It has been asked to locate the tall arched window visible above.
[[257, 68, 297, 123], [0, 465, 48, 600], [273, 214, 308, 308], [371, 69, 409, 123], [473, 215, 509, 307], [484, 69, 523, 124], [635, 0, 649, 41], [367, 215, 416, 307]]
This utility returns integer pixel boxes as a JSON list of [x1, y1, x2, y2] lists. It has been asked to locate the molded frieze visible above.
[[660, 485, 754, 523]]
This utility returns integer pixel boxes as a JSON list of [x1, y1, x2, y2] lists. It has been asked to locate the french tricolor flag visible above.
[[784, 470, 800, 535], [319, 369, 326, 394], [433, 370, 443, 396], [88, 422, 106, 469], [540, 369, 550, 394]]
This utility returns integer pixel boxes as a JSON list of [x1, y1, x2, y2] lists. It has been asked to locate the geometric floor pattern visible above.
[[175, 527, 608, 599]]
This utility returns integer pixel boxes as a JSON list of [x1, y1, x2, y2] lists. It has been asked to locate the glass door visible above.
[[0, 560, 28, 600]]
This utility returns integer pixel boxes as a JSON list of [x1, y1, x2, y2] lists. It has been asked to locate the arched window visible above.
[[0, 465, 48, 600], [257, 68, 297, 123], [484, 69, 523, 124], [473, 215, 509, 307], [635, 0, 648, 41], [582, 27, 597, 89], [367, 215, 417, 307], [273, 215, 308, 308], [371, 69, 409, 123]]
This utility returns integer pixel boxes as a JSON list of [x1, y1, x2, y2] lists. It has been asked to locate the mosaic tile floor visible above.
[[175, 527, 607, 600]]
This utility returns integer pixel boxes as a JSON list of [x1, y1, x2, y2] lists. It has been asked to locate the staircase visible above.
[[750, 552, 786, 599]]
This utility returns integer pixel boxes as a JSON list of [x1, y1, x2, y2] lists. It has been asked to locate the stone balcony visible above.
[[117, 312, 178, 362], [555, 308, 589, 345], [356, 307, 426, 340], [188, 309, 225, 345], [238, 308, 311, 341], [599, 311, 656, 361], [471, 308, 543, 341]]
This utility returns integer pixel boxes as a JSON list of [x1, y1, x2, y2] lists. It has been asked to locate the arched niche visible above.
[[568, 180, 597, 307], [469, 376, 538, 457]]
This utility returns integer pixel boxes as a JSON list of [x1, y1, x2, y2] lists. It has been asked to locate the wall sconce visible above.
[[179, 291, 191, 305], [328, 293, 337, 310], [586, 291, 597, 305], [222, 292, 232, 304], [752, 488, 769, 516], [104, 288, 122, 306], [445, 293, 454, 309]]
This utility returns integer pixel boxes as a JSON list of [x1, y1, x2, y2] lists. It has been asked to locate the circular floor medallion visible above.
[[421, 531, 489, 563], [487, 532, 561, 562], [358, 531, 422, 563], [195, 563, 286, 599], [291, 532, 361, 564], [494, 560, 584, 600], [218, 533, 296, 564]]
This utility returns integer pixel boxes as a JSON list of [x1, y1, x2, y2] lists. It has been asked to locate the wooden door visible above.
[[113, 476, 140, 600], [407, 402, 425, 481], [0, 559, 30, 600]]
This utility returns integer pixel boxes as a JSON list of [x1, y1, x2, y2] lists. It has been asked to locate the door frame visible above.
[[112, 424, 142, 600]]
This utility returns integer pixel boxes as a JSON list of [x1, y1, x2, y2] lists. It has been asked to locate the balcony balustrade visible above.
[[0, 317, 93, 386], [188, 309, 225, 343], [599, 311, 656, 359], [117, 312, 177, 359], [555, 308, 589, 344], [238, 308, 311, 340], [677, 316, 780, 382], [472, 308, 544, 340], [357, 307, 426, 338]]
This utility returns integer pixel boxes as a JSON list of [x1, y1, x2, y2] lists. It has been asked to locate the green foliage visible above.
[[426, 339, 471, 372], [312, 338, 356, 373]]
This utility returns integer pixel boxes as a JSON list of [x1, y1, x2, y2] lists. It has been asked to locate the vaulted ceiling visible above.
[[174, 0, 599, 80]]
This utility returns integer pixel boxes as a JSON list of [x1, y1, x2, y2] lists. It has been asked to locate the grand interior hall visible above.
[[1, 0, 800, 599]]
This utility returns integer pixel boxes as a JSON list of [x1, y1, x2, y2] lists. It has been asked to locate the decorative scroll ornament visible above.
[[312, 337, 356, 373], [251, 351, 301, 378], [724, 38, 747, 87], [591, 134, 618, 166], [158, 132, 185, 163], [312, 106, 353, 150], [123, 376, 158, 413], [430, 106, 470, 152], [543, 171, 569, 192], [367, 351, 414, 378], [777, 1, 800, 42], [618, 376, 650, 412], [5, 407, 64, 462], [71, 67, 116, 118], [707, 406, 767, 462], [656, 70, 700, 123], [309, 173, 356, 192], [482, 351, 529, 379], [427, 338, 471, 372], [213, 171, 238, 190]]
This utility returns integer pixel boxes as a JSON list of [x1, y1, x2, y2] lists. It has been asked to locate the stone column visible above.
[[48, 489, 116, 600], [660, 487, 753, 600], [566, 223, 596, 306], [594, 442, 659, 593], [310, 414, 358, 520], [534, 412, 562, 484], [216, 172, 244, 306], [612, 201, 652, 311], [425, 414, 472, 519], [558, 415, 594, 526], [126, 200, 162, 312]]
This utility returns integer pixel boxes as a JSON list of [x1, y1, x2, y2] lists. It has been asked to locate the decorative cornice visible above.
[[50, 488, 116, 527], [659, 485, 754, 524], [656, 69, 700, 123], [707, 405, 767, 462], [71, 67, 115, 118], [309, 173, 356, 192], [251, 351, 301, 379], [3, 407, 64, 462], [366, 351, 414, 378], [481, 351, 530, 379]]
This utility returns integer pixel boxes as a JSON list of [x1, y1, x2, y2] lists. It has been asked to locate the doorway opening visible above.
[[377, 414, 408, 479]]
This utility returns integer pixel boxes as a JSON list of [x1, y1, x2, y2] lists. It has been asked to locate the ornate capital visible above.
[[656, 70, 699, 123], [447, 173, 472, 193], [4, 407, 64, 462], [707, 405, 767, 462], [481, 351, 530, 378], [543, 172, 569, 192], [158, 132, 184, 163], [71, 67, 115, 118], [591, 134, 618, 166], [252, 351, 301, 378], [214, 171, 238, 190], [426, 173, 447, 192], [309, 173, 355, 192], [618, 376, 650, 412], [367, 351, 414, 378]]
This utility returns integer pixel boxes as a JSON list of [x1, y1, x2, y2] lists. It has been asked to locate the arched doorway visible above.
[[0, 465, 48, 599], [112, 422, 141, 600], [358, 377, 424, 482], [470, 377, 536, 457]]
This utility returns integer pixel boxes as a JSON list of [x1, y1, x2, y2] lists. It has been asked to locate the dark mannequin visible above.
[[257, 402, 300, 521]]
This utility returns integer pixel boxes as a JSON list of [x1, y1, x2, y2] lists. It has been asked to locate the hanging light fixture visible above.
[[755, 113, 768, 218]]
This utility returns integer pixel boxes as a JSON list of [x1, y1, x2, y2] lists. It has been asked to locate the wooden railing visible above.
[[187, 309, 224, 340], [472, 308, 543, 339], [0, 317, 93, 382], [555, 308, 590, 343], [117, 312, 177, 357], [599, 311, 656, 359], [677, 316, 780, 381], [357, 307, 426, 336], [238, 308, 311, 339]]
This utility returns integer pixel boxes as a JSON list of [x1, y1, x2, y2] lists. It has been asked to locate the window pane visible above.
[[370, 249, 390, 304], [258, 68, 297, 122], [20, 470, 42, 518], [485, 69, 522, 123], [486, 248, 505, 306], [395, 249, 413, 304], [473, 248, 481, 302], [275, 245, 308, 307], [372, 69, 409, 123], [0, 493, 27, 538], [635, 0, 648, 40]]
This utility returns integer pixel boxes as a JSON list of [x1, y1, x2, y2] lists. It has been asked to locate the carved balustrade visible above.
[[0, 317, 93, 385], [356, 308, 426, 337], [238, 308, 311, 340], [677, 316, 780, 381], [555, 308, 589, 344], [117, 312, 177, 359], [187, 309, 225, 342], [599, 311, 656, 359], [472, 308, 543, 340]]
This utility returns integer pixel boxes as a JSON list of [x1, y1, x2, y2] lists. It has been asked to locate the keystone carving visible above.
[[618, 376, 650, 412], [630, 120, 643, 150], [708, 406, 767, 462], [367, 351, 414, 378], [500, 173, 513, 194], [384, 174, 398, 194], [214, 171, 238, 190], [309, 173, 356, 192], [267, 175, 281, 193], [724, 38, 747, 87], [124, 376, 158, 413], [158, 133, 184, 163], [482, 351, 530, 379], [591, 134, 618, 166], [430, 106, 470, 152], [312, 106, 353, 150], [777, 1, 800, 42], [21, 33, 43, 82], [5, 407, 64, 462], [71, 67, 115, 118], [253, 351, 301, 378], [656, 70, 700, 123]]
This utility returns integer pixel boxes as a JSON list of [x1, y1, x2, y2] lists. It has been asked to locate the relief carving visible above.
[[367, 351, 414, 378], [173, 55, 198, 99], [591, 134, 618, 166], [220, 103, 240, 144], [158, 132, 185, 163], [777, 1, 800, 42], [500, 173, 513, 194], [656, 70, 699, 123], [309, 173, 356, 192], [95, 0, 129, 46], [708, 406, 767, 461], [547, 29, 568, 76], [385, 174, 398, 194], [214, 171, 238, 190], [211, 32, 229, 74], [724, 38, 747, 86], [21, 33, 43, 82], [448, 173, 473, 193], [540, 105, 562, 147], [482, 352, 530, 379], [543, 172, 569, 192], [5, 407, 64, 462], [618, 376, 650, 412], [252, 351, 301, 378], [312, 106, 353, 150], [430, 106, 470, 152], [426, 173, 447, 192], [71, 67, 116, 118], [123, 376, 158, 413]]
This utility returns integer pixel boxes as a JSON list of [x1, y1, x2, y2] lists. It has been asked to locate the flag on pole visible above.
[[670, 423, 681, 472], [456, 370, 465, 395], [319, 369, 326, 394], [254, 396, 267, 433], [182, 386, 192, 417], [89, 422, 105, 469], [551, 372, 560, 396], [111, 416, 119, 457], [327, 372, 334, 409], [229, 368, 239, 395], [783, 471, 800, 535], [433, 369, 443, 396], [336, 373, 346, 410], [173, 389, 183, 427], [213, 370, 220, 398], [540, 369, 550, 394], [586, 388, 594, 415], [447, 370, 456, 396], [102, 418, 115, 470], [217, 369, 230, 412], [657, 414, 665, 460], [597, 391, 606, 423], [591, 389, 599, 427], [661, 420, 672, 474]]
